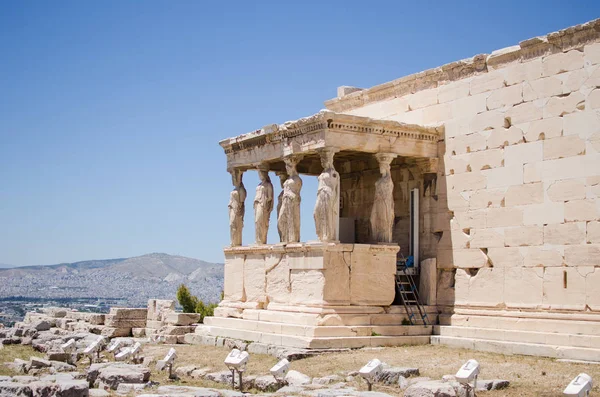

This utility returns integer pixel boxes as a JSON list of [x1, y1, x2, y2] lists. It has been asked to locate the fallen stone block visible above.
[[190, 367, 211, 379], [32, 320, 52, 332], [89, 389, 110, 397], [100, 327, 131, 338], [376, 367, 420, 384], [157, 325, 195, 336], [0, 381, 32, 397], [163, 335, 178, 344], [284, 370, 312, 386], [56, 380, 89, 397], [275, 385, 306, 394], [204, 371, 255, 389], [404, 380, 457, 397], [64, 312, 105, 325], [42, 307, 68, 318], [109, 308, 148, 320], [104, 315, 146, 328], [39, 373, 74, 382], [205, 370, 232, 384], [4, 359, 28, 373], [30, 357, 51, 369], [11, 376, 38, 384], [175, 365, 198, 377], [116, 382, 149, 394], [50, 360, 77, 372], [46, 351, 71, 363], [407, 377, 432, 386], [476, 379, 510, 391], [147, 299, 176, 322], [313, 375, 344, 385], [92, 363, 151, 390], [255, 375, 286, 392], [164, 313, 201, 326]]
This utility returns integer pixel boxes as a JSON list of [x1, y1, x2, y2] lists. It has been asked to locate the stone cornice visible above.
[[325, 18, 600, 113], [219, 111, 443, 155], [223, 242, 400, 255]]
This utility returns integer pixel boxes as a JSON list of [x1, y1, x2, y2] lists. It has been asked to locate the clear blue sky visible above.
[[1, 1, 598, 266]]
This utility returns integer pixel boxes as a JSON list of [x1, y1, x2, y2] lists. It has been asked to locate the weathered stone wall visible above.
[[220, 243, 399, 310], [326, 20, 600, 313]]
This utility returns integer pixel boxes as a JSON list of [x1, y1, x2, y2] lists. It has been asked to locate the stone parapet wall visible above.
[[324, 19, 600, 315], [325, 19, 600, 113], [221, 242, 399, 309]]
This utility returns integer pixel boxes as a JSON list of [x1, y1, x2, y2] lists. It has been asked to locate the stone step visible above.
[[202, 324, 431, 349], [434, 325, 600, 349], [439, 313, 600, 335], [205, 316, 433, 338], [431, 335, 600, 363], [240, 306, 438, 326]]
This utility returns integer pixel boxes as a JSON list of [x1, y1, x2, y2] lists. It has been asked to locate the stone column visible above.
[[370, 153, 397, 243], [275, 171, 288, 242], [254, 164, 274, 244], [228, 168, 247, 247], [314, 148, 340, 242], [277, 155, 303, 243]]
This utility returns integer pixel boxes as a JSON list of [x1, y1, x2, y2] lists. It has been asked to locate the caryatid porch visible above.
[[204, 111, 442, 349]]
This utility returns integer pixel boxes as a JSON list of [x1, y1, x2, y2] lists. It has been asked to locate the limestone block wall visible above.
[[220, 243, 399, 312], [326, 20, 600, 314]]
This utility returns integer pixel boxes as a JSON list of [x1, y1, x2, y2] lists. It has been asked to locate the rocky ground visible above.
[[1, 316, 599, 397]]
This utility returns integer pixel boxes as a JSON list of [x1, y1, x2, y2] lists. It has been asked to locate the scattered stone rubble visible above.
[[3, 299, 201, 344], [2, 305, 511, 396]]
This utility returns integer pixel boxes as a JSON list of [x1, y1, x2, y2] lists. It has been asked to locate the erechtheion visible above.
[[204, 19, 600, 361]]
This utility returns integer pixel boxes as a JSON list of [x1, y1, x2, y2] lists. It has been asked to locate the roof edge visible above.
[[325, 18, 600, 113]]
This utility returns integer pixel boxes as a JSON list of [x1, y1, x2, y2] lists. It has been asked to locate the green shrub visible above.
[[176, 284, 199, 313], [176, 284, 222, 323]]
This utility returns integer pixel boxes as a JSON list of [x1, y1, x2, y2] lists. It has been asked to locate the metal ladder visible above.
[[395, 273, 429, 327]]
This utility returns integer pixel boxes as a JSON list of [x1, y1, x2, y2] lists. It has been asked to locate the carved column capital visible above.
[[374, 153, 397, 167], [256, 162, 270, 173], [317, 147, 339, 169], [374, 153, 397, 176], [228, 168, 245, 186]]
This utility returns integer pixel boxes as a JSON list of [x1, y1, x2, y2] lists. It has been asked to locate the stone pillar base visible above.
[[208, 242, 435, 349]]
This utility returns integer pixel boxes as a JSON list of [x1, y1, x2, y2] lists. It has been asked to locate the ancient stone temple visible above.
[[205, 19, 600, 361]]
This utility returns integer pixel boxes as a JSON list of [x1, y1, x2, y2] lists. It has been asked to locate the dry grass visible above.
[[1, 343, 599, 396], [0, 345, 44, 376], [141, 343, 600, 397]]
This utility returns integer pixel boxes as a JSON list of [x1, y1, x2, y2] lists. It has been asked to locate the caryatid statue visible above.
[[228, 169, 247, 246], [370, 153, 397, 243], [254, 165, 274, 244], [314, 148, 339, 241], [277, 155, 303, 243], [275, 171, 287, 242]]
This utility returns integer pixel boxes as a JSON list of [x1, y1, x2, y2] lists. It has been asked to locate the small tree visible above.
[[176, 284, 198, 313]]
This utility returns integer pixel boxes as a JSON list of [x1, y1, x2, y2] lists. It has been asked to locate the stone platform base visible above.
[[433, 308, 600, 362], [191, 304, 437, 350]]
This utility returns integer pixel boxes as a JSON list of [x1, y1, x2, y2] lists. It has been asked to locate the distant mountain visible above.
[[0, 263, 13, 269], [0, 253, 224, 307]]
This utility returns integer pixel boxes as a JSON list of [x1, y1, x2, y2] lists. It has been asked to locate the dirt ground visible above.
[[1, 343, 599, 396]]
